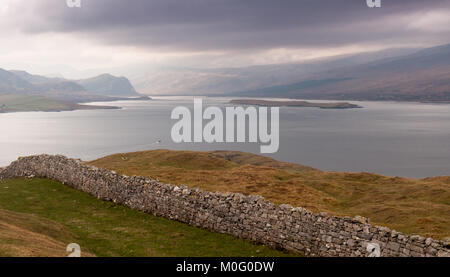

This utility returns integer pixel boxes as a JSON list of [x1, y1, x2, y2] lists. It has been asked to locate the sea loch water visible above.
[[1, 96, 449, 178]]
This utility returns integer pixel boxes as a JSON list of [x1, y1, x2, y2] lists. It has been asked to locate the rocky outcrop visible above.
[[0, 155, 448, 257]]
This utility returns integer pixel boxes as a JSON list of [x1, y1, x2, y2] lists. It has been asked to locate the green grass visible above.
[[0, 178, 297, 257], [0, 208, 86, 257]]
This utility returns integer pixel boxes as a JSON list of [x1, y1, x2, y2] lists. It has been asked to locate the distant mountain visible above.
[[3, 44, 447, 102], [76, 74, 139, 96], [0, 69, 40, 94], [10, 70, 87, 93], [131, 48, 420, 95], [10, 70, 64, 85], [0, 69, 142, 103], [233, 44, 450, 101], [131, 45, 450, 102]]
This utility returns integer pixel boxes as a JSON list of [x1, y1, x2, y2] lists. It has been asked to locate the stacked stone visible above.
[[0, 155, 448, 257]]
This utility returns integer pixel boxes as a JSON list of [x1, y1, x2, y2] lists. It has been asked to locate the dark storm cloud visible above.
[[19, 0, 450, 51]]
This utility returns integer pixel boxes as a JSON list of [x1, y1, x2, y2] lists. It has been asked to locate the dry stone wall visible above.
[[0, 154, 449, 257]]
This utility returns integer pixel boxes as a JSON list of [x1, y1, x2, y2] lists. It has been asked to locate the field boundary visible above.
[[1, 154, 448, 257]]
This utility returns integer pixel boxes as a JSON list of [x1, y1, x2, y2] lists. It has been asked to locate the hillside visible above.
[[0, 178, 294, 257], [10, 70, 86, 93], [235, 44, 450, 101], [0, 68, 142, 103], [130, 44, 450, 102], [0, 69, 40, 94], [131, 48, 419, 95], [0, 208, 81, 257], [89, 149, 450, 240], [76, 74, 139, 97]]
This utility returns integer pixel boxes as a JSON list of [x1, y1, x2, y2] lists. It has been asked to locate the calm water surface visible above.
[[1, 96, 449, 178]]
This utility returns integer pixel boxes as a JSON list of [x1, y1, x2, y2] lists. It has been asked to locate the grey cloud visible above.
[[13, 0, 450, 51]]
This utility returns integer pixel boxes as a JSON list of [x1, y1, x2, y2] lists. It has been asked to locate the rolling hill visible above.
[[0, 208, 85, 257], [130, 48, 418, 95], [131, 47, 420, 96], [131, 44, 450, 102], [89, 149, 450, 240], [0, 69, 40, 94], [0, 68, 142, 103], [0, 178, 294, 257], [234, 44, 450, 101]]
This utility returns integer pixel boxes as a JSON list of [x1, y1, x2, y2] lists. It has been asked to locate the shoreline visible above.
[[148, 95, 450, 105], [0, 103, 121, 114], [0, 94, 152, 114]]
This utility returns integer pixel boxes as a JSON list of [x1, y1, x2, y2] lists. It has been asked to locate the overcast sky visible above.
[[1, 0, 449, 78]]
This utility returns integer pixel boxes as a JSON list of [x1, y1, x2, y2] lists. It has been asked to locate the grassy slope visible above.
[[0, 209, 86, 257], [0, 178, 296, 257], [89, 149, 450, 240]]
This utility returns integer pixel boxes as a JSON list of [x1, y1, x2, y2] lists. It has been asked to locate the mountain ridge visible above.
[[0, 69, 142, 102], [232, 44, 450, 101], [131, 47, 422, 96], [76, 73, 139, 97], [130, 44, 450, 102]]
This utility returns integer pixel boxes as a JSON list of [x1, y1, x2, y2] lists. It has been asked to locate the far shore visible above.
[[229, 99, 362, 109], [0, 94, 153, 114], [0, 103, 121, 114], [83, 95, 151, 103]]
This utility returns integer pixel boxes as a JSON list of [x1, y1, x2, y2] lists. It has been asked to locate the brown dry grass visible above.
[[88, 149, 450, 240], [0, 209, 95, 257]]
